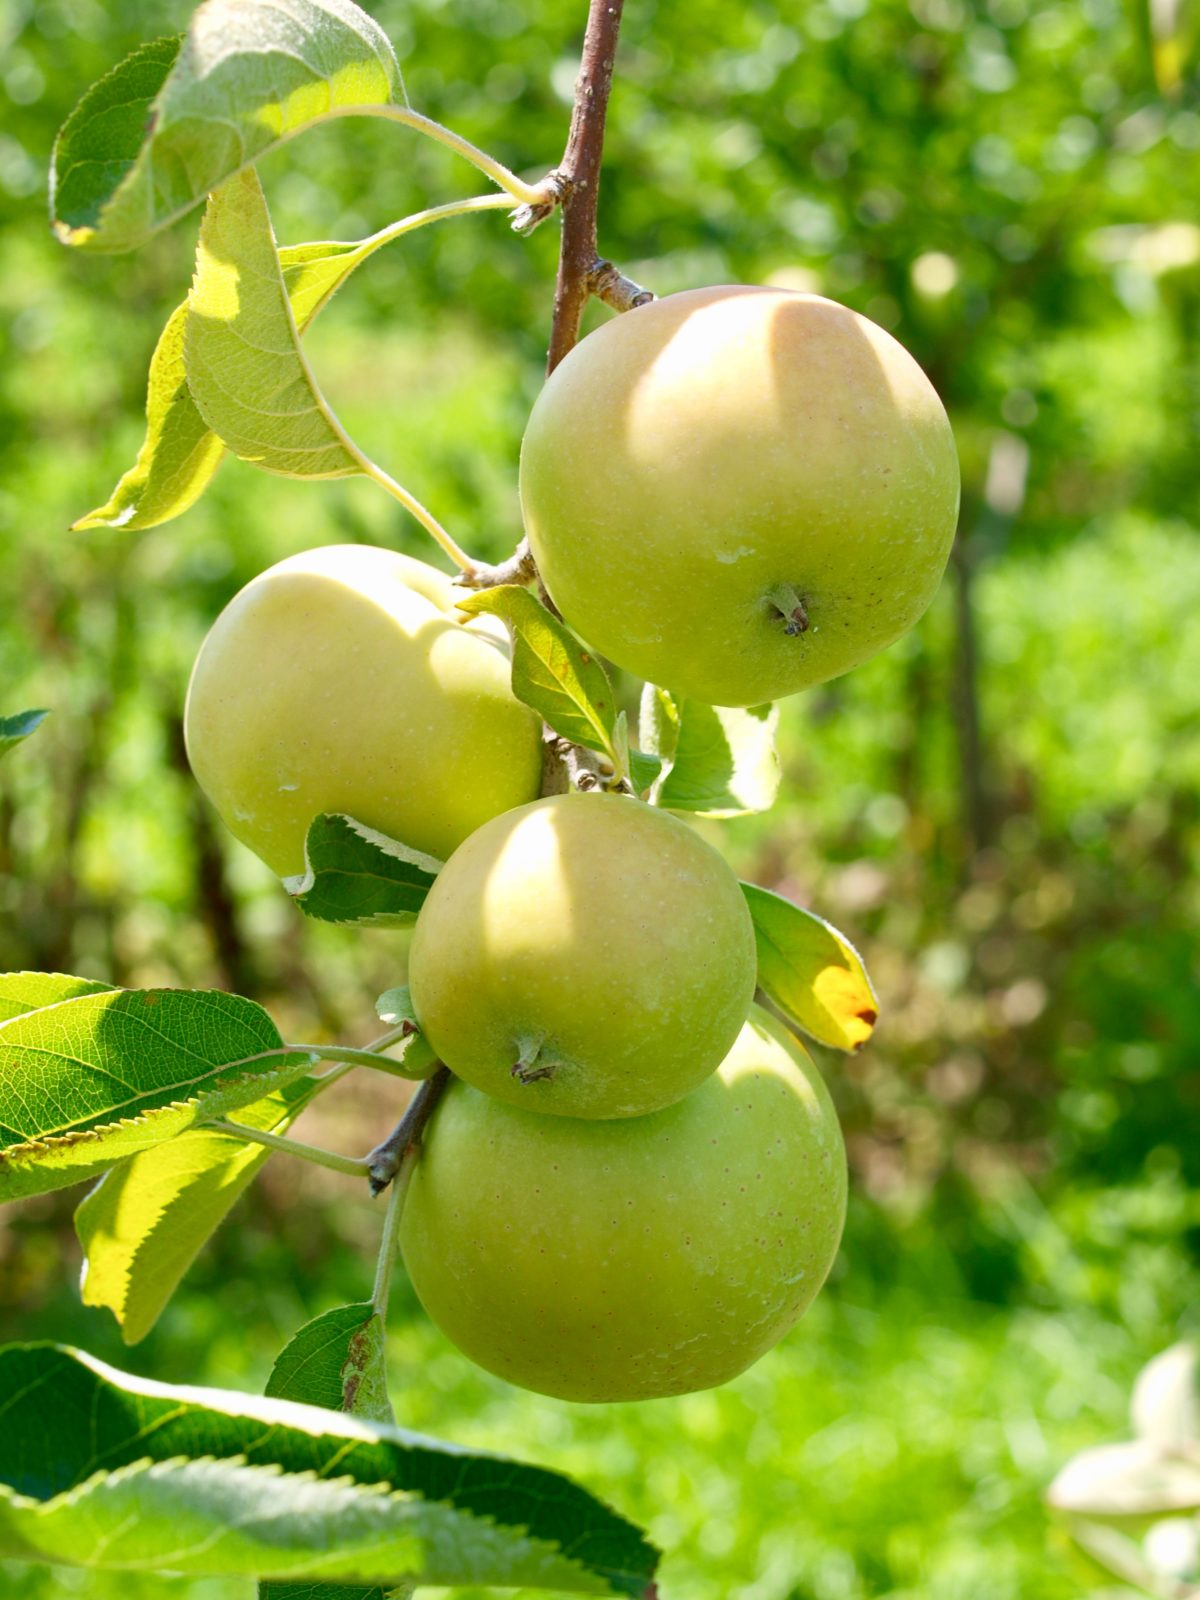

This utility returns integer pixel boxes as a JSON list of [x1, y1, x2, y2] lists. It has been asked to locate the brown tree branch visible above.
[[546, 0, 628, 375], [365, 1065, 450, 1197], [459, 0, 640, 598]]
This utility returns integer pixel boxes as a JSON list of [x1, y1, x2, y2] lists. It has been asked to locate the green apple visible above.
[[408, 791, 756, 1119], [519, 286, 960, 707], [400, 1007, 847, 1402], [184, 544, 543, 875]]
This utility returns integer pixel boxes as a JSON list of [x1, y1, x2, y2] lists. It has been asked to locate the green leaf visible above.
[[366, 987, 438, 1078], [262, 1306, 404, 1600], [0, 710, 49, 760], [626, 748, 664, 798], [265, 1303, 395, 1425], [52, 3, 400, 253], [375, 987, 419, 1030], [185, 167, 367, 480], [50, 34, 182, 245], [637, 683, 679, 764], [287, 815, 442, 928], [74, 227, 407, 534], [0, 971, 116, 1024], [457, 586, 618, 759], [280, 236, 399, 329], [639, 685, 781, 814], [76, 1071, 329, 1345], [741, 883, 880, 1052], [0, 1344, 660, 1594], [0, 987, 313, 1202], [71, 303, 226, 532], [658, 699, 781, 817]]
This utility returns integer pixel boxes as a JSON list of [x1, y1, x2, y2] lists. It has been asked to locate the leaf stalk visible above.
[[205, 1120, 370, 1178], [343, 104, 555, 208]]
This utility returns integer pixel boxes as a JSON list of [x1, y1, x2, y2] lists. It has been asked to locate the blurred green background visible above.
[[1, 0, 1198, 1595]]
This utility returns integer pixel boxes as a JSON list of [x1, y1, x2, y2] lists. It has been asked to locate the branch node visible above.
[[366, 1066, 450, 1197], [548, 736, 606, 792], [510, 170, 570, 236], [455, 536, 539, 592]]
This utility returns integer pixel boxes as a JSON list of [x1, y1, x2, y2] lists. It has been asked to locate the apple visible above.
[[407, 791, 756, 1119], [400, 1007, 847, 1402], [184, 544, 543, 875], [519, 286, 960, 707]]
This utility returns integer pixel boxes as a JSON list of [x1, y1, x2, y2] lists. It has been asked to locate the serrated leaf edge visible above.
[[49, 34, 183, 243], [0, 1056, 314, 1171], [3, 1346, 659, 1589], [284, 815, 443, 899], [0, 1452, 647, 1592]]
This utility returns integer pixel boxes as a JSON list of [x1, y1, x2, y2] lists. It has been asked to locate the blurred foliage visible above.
[[0, 0, 1198, 1595]]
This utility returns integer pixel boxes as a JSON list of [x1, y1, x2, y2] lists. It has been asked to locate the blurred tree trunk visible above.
[[37, 685, 111, 976], [896, 636, 933, 838], [951, 431, 1030, 867], [165, 709, 259, 997], [950, 532, 989, 859]]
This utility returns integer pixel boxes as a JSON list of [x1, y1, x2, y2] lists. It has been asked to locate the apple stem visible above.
[[556, 737, 605, 792], [766, 584, 811, 636]]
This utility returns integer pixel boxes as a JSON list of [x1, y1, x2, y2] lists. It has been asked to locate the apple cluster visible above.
[[184, 287, 959, 1402]]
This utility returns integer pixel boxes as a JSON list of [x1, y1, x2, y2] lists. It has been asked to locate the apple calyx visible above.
[[512, 1035, 557, 1085]]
